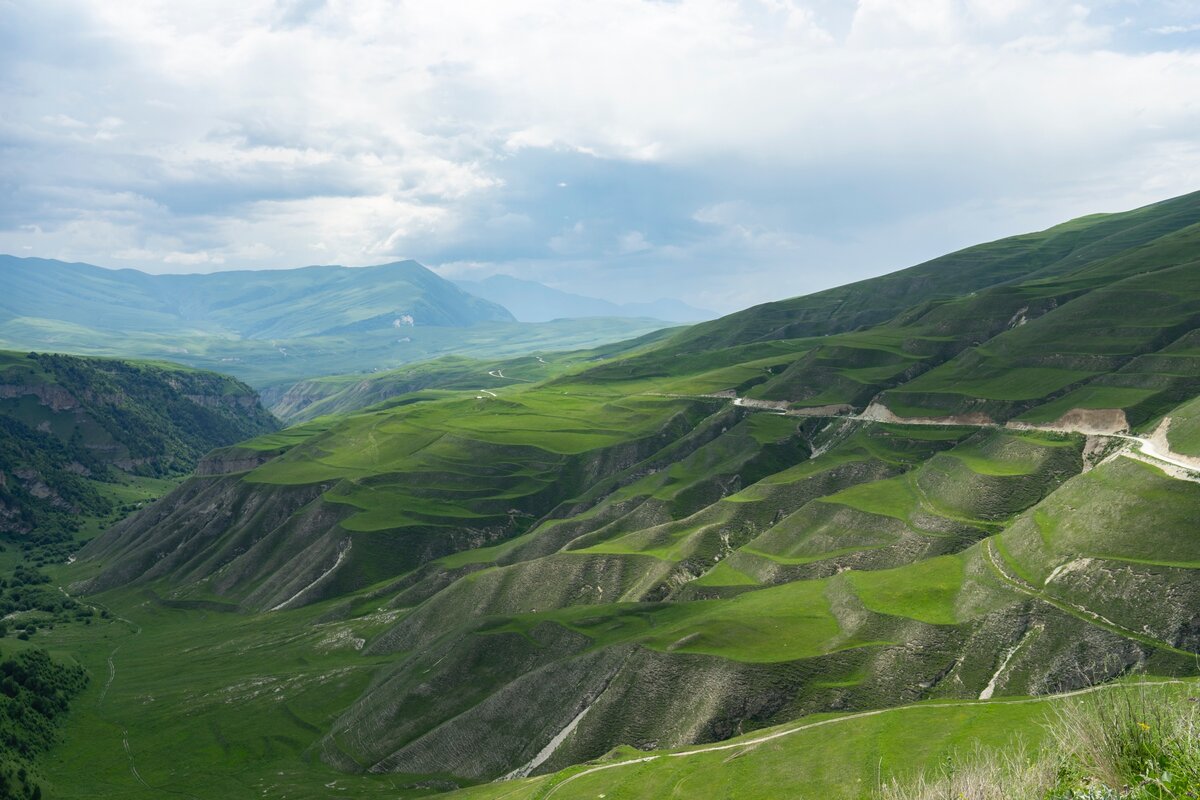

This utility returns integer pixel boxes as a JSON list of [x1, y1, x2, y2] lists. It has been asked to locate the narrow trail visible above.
[[981, 541, 1186, 654], [58, 587, 140, 710], [123, 730, 151, 790], [100, 646, 119, 704], [57, 586, 178, 796], [489, 369, 505, 378], [539, 679, 1194, 798]]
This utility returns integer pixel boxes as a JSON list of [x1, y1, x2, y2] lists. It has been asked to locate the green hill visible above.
[[28, 190, 1200, 798], [262, 329, 675, 422]]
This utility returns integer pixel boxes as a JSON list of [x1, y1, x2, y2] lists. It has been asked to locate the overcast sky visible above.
[[2, 1, 1199, 313]]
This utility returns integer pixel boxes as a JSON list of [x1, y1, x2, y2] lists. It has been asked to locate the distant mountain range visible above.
[[454, 273, 716, 322], [0, 257, 515, 336], [0, 257, 682, 387]]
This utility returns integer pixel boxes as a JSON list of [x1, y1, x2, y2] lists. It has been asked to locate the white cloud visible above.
[[616, 231, 653, 255], [1151, 23, 1200, 35], [0, 0, 1198, 311]]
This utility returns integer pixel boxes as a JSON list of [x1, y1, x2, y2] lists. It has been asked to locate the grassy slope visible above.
[[36, 190, 1200, 797], [32, 589, 416, 799], [1165, 393, 1200, 455], [263, 328, 676, 423], [444, 679, 1199, 800], [560, 191, 1200, 428], [59, 393, 1200, 791]]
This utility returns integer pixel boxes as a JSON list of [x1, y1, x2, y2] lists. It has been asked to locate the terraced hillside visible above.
[[0, 351, 277, 559], [50, 191, 1200, 798]]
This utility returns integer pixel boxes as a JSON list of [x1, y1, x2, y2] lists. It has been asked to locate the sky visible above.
[[2, 1, 1200, 314]]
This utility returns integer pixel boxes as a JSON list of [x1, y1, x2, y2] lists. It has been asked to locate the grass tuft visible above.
[[877, 742, 1057, 800], [875, 686, 1200, 800]]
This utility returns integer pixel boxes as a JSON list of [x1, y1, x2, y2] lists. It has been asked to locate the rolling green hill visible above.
[[0, 257, 675, 388], [262, 328, 676, 422], [572, 189, 1200, 433], [28, 190, 1200, 798]]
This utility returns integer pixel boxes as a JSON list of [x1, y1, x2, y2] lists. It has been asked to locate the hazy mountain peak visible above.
[[455, 273, 716, 323]]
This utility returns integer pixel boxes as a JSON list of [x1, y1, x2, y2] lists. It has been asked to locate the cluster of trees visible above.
[[0, 648, 89, 800], [0, 566, 89, 637]]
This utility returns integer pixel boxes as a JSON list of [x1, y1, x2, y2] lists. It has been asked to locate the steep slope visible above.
[[50, 190, 1200, 798], [456, 274, 715, 323], [0, 350, 277, 554], [630, 189, 1200, 354], [65, 391, 1200, 792], [567, 191, 1200, 436]]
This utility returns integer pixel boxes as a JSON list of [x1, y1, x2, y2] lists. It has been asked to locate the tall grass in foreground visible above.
[[877, 686, 1200, 799]]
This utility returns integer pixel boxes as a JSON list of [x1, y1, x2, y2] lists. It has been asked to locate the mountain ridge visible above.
[[0, 256, 516, 336]]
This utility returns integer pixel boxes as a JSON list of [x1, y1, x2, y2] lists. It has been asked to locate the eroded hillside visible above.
[[57, 191, 1200, 796]]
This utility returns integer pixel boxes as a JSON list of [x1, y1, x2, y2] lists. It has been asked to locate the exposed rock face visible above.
[[733, 397, 789, 411], [790, 403, 856, 417], [861, 401, 996, 426], [193, 447, 281, 476], [182, 393, 260, 410], [1147, 417, 1200, 470], [1008, 408, 1129, 436], [71, 475, 337, 603], [0, 383, 78, 411]]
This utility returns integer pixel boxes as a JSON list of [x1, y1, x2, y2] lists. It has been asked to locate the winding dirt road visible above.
[[721, 393, 1199, 482]]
